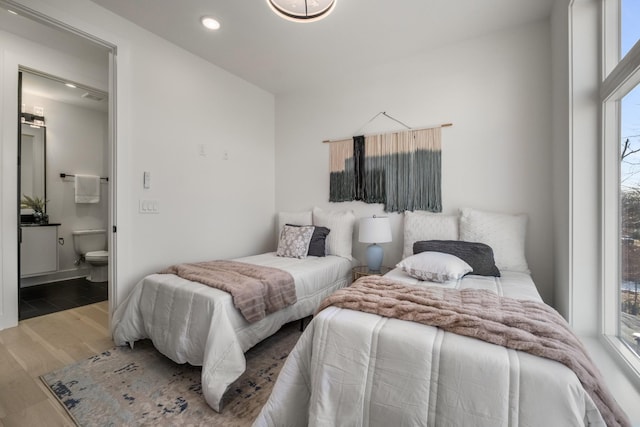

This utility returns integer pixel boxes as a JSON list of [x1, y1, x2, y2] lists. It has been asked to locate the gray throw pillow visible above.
[[412, 240, 501, 277], [286, 224, 330, 257]]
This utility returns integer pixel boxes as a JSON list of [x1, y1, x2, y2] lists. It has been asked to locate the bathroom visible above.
[[19, 69, 109, 320]]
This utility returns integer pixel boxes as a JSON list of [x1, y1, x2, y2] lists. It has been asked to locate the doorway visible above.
[[18, 68, 110, 320]]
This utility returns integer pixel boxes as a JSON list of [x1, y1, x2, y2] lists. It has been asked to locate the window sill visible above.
[[579, 334, 640, 424]]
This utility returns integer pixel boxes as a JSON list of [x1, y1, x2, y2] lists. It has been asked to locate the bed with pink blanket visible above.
[[111, 252, 353, 412], [253, 209, 630, 426], [112, 208, 360, 413], [254, 270, 628, 427]]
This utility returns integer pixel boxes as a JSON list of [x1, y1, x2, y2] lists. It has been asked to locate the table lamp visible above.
[[359, 216, 392, 271]]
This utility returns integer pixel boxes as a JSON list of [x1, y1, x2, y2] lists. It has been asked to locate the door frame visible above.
[[0, 0, 118, 329]]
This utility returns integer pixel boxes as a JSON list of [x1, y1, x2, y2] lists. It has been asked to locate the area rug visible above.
[[41, 321, 303, 426]]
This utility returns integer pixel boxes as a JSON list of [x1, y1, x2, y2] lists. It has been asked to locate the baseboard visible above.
[[20, 268, 91, 287]]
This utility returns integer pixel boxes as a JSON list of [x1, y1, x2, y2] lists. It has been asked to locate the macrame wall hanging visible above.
[[325, 112, 452, 213]]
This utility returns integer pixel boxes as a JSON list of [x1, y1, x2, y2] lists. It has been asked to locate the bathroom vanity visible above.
[[20, 223, 60, 277]]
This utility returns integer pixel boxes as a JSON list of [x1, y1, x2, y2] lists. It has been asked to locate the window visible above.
[[620, 83, 640, 357], [602, 0, 640, 374], [621, 0, 640, 58]]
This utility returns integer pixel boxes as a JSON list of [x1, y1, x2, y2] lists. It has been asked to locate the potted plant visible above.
[[21, 195, 48, 223]]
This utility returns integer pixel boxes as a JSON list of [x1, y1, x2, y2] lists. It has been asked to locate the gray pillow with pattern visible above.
[[277, 225, 315, 258]]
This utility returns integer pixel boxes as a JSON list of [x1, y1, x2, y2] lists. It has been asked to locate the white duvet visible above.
[[254, 270, 606, 427], [111, 252, 353, 412]]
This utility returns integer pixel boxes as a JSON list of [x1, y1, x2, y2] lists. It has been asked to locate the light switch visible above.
[[139, 199, 160, 214], [143, 171, 151, 189]]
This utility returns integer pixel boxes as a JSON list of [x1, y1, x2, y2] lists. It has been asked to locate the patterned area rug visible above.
[[41, 321, 303, 426]]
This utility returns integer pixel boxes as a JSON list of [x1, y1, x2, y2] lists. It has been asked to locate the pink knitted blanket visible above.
[[162, 260, 296, 323], [317, 276, 630, 427]]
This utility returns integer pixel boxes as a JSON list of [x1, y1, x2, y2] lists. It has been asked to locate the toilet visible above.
[[72, 229, 108, 282]]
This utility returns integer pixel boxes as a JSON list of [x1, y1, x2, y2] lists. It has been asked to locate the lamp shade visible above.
[[359, 216, 392, 244]]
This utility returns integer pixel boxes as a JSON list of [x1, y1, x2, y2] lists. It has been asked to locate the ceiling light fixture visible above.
[[7, 9, 17, 15], [65, 83, 77, 88], [267, 0, 336, 23], [201, 16, 221, 31]]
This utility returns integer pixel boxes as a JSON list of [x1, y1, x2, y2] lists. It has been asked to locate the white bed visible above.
[[253, 269, 610, 427], [111, 252, 353, 412], [254, 208, 628, 426]]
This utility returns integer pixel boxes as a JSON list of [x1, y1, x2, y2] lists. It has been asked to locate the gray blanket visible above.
[[318, 276, 630, 427], [162, 260, 296, 323]]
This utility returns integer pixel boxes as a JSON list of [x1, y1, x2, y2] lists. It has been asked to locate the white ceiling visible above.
[[88, 0, 555, 95], [21, 71, 108, 113]]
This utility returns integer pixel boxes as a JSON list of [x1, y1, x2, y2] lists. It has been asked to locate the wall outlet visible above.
[[139, 199, 160, 214]]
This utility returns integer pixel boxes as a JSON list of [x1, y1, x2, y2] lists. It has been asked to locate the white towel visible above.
[[75, 174, 100, 203]]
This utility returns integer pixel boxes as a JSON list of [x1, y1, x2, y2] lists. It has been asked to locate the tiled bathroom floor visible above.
[[19, 278, 108, 320]]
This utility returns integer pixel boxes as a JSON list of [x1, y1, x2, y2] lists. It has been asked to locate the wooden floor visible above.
[[0, 301, 112, 426]]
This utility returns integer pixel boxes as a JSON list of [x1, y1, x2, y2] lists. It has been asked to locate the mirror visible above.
[[20, 123, 46, 214]]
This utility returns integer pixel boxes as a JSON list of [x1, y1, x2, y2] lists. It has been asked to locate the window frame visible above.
[[601, 0, 640, 384]]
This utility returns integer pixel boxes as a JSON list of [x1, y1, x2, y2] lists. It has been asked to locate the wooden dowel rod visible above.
[[322, 122, 453, 143]]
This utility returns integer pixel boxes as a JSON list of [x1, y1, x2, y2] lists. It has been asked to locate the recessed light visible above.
[[201, 16, 220, 31], [65, 83, 77, 88], [7, 9, 18, 15]]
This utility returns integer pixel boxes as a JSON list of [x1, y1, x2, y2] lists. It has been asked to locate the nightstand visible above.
[[352, 265, 392, 281]]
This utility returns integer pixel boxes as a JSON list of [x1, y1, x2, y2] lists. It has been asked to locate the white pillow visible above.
[[459, 207, 529, 272], [276, 225, 315, 259], [277, 210, 312, 243], [396, 251, 472, 283], [312, 207, 355, 260], [402, 211, 459, 259]]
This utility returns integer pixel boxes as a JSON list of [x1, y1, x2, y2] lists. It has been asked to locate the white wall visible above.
[[121, 23, 276, 284], [275, 20, 555, 305], [0, 0, 276, 330], [563, 0, 600, 335], [20, 92, 108, 280]]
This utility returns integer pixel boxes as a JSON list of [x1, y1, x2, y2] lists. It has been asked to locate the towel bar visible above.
[[60, 173, 108, 182]]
